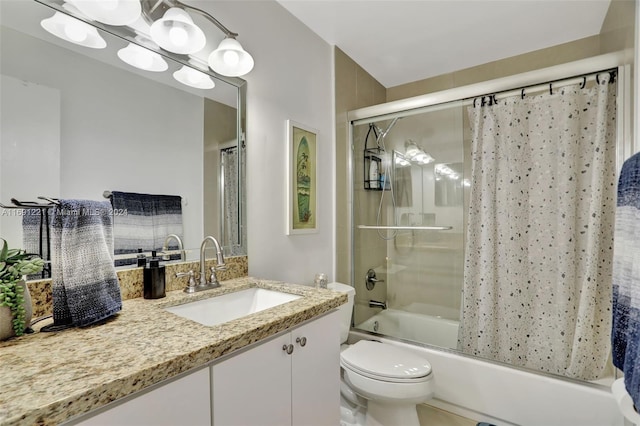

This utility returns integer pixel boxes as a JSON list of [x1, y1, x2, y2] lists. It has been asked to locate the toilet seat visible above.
[[340, 340, 432, 383]]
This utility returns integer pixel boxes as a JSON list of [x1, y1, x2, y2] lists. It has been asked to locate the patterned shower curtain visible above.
[[221, 147, 241, 255], [459, 74, 617, 380]]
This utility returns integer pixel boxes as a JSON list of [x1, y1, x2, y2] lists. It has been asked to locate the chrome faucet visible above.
[[162, 234, 185, 261], [199, 236, 226, 288], [369, 300, 387, 310]]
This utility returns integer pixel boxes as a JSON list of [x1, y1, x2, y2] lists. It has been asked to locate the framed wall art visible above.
[[286, 120, 318, 235]]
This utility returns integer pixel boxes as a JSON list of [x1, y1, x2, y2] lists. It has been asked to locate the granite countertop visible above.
[[0, 277, 347, 426]]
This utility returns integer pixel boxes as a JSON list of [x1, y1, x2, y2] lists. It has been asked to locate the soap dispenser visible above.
[[136, 248, 146, 267], [144, 251, 166, 299]]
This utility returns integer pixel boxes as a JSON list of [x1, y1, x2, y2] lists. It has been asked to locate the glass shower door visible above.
[[351, 99, 467, 350]]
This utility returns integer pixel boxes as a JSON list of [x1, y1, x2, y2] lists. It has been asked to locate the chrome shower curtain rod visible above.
[[349, 52, 625, 126], [472, 69, 617, 107]]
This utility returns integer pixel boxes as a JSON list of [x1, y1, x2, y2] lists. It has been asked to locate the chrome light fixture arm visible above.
[[177, 1, 238, 38], [142, 0, 238, 38]]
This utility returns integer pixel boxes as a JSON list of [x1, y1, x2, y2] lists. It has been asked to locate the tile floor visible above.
[[417, 404, 477, 426]]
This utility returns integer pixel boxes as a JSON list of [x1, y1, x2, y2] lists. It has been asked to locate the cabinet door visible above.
[[67, 367, 210, 426], [212, 333, 292, 426], [291, 310, 341, 426]]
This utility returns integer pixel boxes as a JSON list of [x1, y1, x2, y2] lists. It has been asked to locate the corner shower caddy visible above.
[[363, 124, 385, 191]]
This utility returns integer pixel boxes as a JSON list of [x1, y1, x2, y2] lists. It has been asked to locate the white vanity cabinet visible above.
[[65, 367, 211, 426], [211, 310, 341, 426], [61, 310, 339, 426]]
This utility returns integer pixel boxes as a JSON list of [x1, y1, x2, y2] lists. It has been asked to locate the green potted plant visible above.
[[0, 238, 44, 340]]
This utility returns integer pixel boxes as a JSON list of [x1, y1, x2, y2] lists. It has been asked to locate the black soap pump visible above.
[[144, 251, 166, 299], [136, 248, 147, 267]]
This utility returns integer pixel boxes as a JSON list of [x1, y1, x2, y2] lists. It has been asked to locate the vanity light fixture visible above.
[[173, 65, 215, 89], [117, 41, 168, 72], [40, 12, 107, 49], [41, 0, 254, 85], [149, 7, 206, 54], [142, 0, 254, 77], [394, 152, 411, 168], [435, 164, 461, 181], [404, 140, 435, 165], [208, 37, 254, 77], [66, 0, 142, 26], [413, 152, 435, 165]]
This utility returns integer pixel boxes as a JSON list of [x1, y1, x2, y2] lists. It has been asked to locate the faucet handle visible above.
[[209, 267, 220, 286], [176, 270, 197, 293], [161, 247, 170, 261]]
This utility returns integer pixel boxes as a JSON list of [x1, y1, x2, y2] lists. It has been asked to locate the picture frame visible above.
[[286, 120, 318, 235]]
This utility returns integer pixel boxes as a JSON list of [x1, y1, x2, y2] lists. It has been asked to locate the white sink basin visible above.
[[165, 288, 302, 326]]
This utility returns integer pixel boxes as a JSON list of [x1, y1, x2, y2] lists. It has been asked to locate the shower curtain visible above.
[[221, 147, 241, 255], [459, 75, 617, 380]]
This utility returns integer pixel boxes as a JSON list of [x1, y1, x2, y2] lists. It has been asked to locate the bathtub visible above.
[[348, 328, 624, 426], [355, 307, 459, 349]]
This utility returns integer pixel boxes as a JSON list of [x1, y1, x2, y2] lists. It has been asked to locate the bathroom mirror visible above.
[[0, 0, 247, 274]]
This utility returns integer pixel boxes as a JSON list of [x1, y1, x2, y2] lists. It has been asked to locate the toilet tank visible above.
[[327, 282, 355, 344]]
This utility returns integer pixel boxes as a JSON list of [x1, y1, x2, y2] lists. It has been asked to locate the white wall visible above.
[[0, 75, 61, 246], [205, 2, 335, 285]]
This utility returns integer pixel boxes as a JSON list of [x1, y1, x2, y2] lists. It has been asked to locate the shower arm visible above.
[[374, 117, 399, 145]]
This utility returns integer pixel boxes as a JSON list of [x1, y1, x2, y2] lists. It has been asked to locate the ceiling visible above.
[[276, 0, 612, 88]]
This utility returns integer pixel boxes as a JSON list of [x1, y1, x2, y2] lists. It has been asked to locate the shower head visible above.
[[375, 117, 400, 144]]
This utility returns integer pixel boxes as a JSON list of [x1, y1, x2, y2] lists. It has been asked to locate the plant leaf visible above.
[[0, 239, 7, 262]]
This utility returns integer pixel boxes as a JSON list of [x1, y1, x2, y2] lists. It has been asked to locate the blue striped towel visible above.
[[612, 151, 640, 412], [110, 191, 183, 265], [22, 208, 51, 279], [50, 199, 122, 327]]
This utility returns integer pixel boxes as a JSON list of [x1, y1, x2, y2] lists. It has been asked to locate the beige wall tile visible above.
[[599, 0, 636, 54], [334, 46, 386, 289]]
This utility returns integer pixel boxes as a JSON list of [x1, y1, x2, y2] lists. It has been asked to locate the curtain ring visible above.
[[473, 97, 478, 108], [492, 94, 498, 105], [549, 83, 553, 95], [609, 70, 616, 83], [521, 88, 525, 99], [481, 96, 486, 107], [580, 77, 586, 89], [596, 74, 601, 85]]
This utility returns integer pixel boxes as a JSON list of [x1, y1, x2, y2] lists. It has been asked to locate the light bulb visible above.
[[223, 50, 240, 66], [64, 20, 88, 42], [169, 26, 188, 46]]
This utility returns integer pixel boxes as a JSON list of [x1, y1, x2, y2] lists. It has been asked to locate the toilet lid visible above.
[[340, 340, 432, 380]]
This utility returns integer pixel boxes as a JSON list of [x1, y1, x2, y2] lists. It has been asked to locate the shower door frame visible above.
[[346, 51, 634, 373]]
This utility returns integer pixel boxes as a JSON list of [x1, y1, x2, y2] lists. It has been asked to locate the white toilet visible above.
[[328, 282, 434, 426]]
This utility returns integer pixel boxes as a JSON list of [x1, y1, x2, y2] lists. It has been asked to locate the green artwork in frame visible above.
[[287, 120, 317, 234]]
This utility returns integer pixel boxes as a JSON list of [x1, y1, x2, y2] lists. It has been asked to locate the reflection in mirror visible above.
[[0, 0, 247, 278], [434, 162, 465, 207]]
